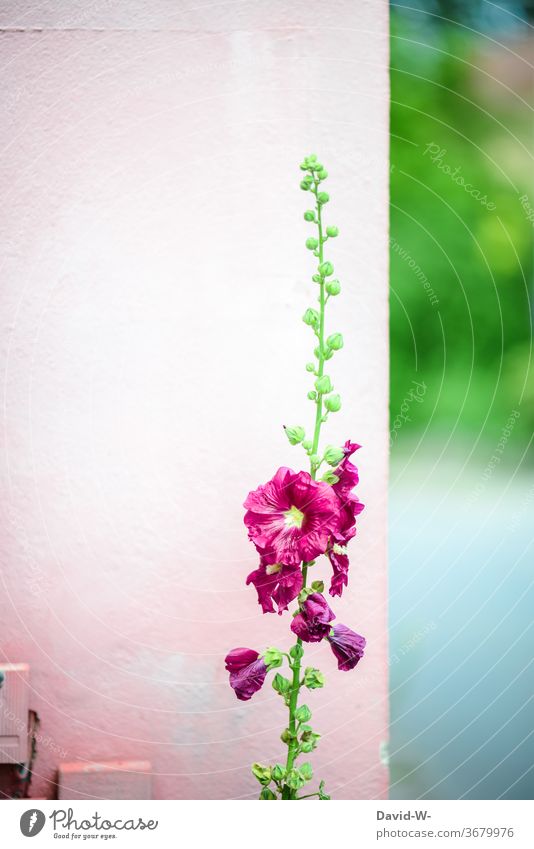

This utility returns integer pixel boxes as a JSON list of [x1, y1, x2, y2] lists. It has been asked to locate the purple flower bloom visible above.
[[246, 559, 303, 614], [244, 467, 341, 566], [327, 624, 366, 671], [291, 593, 335, 642], [225, 647, 268, 701]]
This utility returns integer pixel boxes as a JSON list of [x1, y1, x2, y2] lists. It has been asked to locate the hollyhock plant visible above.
[[225, 155, 366, 800]]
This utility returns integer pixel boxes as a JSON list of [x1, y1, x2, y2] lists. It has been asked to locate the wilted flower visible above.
[[327, 624, 366, 671], [225, 648, 268, 701], [244, 467, 341, 566], [290, 593, 335, 642], [246, 559, 303, 615]]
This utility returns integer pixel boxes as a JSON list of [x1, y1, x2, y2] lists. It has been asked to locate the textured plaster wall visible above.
[[0, 1, 389, 799]]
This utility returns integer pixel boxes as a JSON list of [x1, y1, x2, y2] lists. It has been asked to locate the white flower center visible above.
[[266, 563, 282, 575], [284, 505, 305, 529]]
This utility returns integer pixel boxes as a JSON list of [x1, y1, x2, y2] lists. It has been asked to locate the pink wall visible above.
[[0, 1, 389, 799]]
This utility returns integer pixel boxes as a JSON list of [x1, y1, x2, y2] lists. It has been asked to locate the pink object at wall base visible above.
[[0, 664, 30, 764], [57, 760, 152, 800], [0, 0, 389, 799]]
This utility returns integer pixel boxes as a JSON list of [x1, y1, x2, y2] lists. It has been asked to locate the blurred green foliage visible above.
[[390, 7, 533, 453]]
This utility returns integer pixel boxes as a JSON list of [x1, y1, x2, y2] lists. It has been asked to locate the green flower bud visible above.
[[305, 237, 319, 251], [302, 439, 312, 451], [317, 191, 330, 204], [300, 741, 314, 753], [326, 278, 341, 296], [289, 643, 304, 661], [272, 673, 292, 695], [325, 393, 342, 412], [305, 362, 315, 372], [315, 375, 332, 394], [304, 210, 315, 222], [286, 769, 306, 791], [252, 763, 272, 785], [309, 454, 321, 468], [312, 161, 323, 171], [318, 261, 334, 277], [307, 154, 317, 163], [307, 390, 317, 401], [259, 787, 277, 800], [298, 587, 314, 605], [263, 647, 283, 670], [326, 225, 339, 237], [284, 425, 305, 446], [312, 274, 321, 283], [327, 332, 344, 350], [304, 667, 325, 690], [317, 169, 328, 180], [300, 180, 311, 191], [324, 348, 334, 360], [299, 162, 309, 171], [314, 346, 321, 359], [322, 470, 340, 485], [324, 445, 345, 466], [299, 762, 313, 781], [311, 580, 324, 593], [301, 729, 320, 748], [272, 764, 286, 782], [280, 728, 294, 744], [302, 308, 319, 327], [295, 704, 312, 723]]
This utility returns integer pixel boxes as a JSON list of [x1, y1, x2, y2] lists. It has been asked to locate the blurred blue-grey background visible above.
[[389, 0, 533, 799]]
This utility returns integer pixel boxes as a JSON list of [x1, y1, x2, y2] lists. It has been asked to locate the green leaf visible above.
[[319, 780, 331, 800]]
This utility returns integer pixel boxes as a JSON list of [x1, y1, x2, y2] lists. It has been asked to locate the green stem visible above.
[[284, 178, 328, 798], [311, 181, 326, 463]]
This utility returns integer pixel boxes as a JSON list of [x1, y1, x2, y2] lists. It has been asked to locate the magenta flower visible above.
[[246, 559, 303, 615], [244, 467, 341, 566], [291, 593, 335, 642], [327, 545, 350, 597], [225, 648, 268, 701], [327, 441, 364, 597], [327, 624, 366, 671]]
